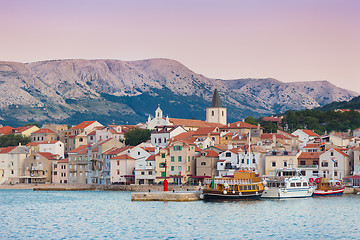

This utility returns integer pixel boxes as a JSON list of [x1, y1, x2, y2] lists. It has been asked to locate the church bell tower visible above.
[[206, 89, 227, 125]]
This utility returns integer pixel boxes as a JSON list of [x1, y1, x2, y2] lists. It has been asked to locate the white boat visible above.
[[261, 168, 315, 198]]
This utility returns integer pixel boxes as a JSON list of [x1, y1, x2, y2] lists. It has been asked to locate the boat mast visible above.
[[248, 128, 251, 170]]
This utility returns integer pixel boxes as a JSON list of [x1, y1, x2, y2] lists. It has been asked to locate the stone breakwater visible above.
[[20, 184, 201, 192]]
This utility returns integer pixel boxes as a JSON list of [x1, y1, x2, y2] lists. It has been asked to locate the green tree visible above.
[[245, 116, 258, 126], [0, 134, 31, 147], [24, 122, 40, 128], [124, 128, 152, 146]]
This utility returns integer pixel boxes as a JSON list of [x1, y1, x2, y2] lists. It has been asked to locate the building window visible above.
[[334, 161, 338, 167], [226, 152, 231, 157], [171, 166, 174, 171], [188, 166, 190, 171], [161, 172, 165, 177], [117, 160, 120, 166], [178, 156, 182, 162], [301, 171, 306, 176], [321, 162, 328, 167], [54, 164, 57, 169], [313, 160, 319, 165], [158, 138, 162, 144], [272, 162, 276, 167], [117, 170, 120, 175], [174, 146, 182, 151], [188, 156, 190, 162], [334, 171, 338, 176], [330, 152, 334, 156], [161, 153, 166, 158], [171, 156, 175, 162], [300, 161, 305, 165], [222, 111, 224, 116], [178, 166, 182, 172], [54, 171, 57, 175], [79, 138, 83, 142], [149, 171, 152, 175], [201, 162, 206, 165], [141, 172, 145, 175], [212, 111, 214, 116], [252, 159, 256, 164]]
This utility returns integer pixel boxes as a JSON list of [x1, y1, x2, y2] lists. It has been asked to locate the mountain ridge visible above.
[[0, 58, 357, 126]]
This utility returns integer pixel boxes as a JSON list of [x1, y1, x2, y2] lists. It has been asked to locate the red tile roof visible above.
[[169, 118, 224, 128], [146, 155, 156, 161], [171, 131, 195, 141], [33, 128, 56, 134], [71, 121, 98, 130], [0, 126, 14, 135], [260, 133, 291, 140], [14, 125, 37, 133], [263, 116, 282, 123], [194, 127, 217, 135], [333, 148, 349, 157], [103, 146, 132, 155], [205, 150, 219, 157], [0, 146, 17, 153], [68, 145, 89, 153], [221, 121, 258, 129], [38, 152, 58, 160], [58, 157, 69, 163], [302, 129, 319, 137], [303, 143, 321, 149]]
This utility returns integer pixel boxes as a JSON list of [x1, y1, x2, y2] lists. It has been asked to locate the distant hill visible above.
[[0, 59, 358, 126], [316, 95, 360, 112]]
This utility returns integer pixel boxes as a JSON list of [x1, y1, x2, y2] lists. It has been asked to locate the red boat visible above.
[[313, 178, 345, 196]]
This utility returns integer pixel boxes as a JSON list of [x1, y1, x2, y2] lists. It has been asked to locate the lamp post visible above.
[[164, 158, 168, 191]]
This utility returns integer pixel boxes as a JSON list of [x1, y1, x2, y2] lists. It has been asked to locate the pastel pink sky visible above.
[[1, 0, 359, 93]]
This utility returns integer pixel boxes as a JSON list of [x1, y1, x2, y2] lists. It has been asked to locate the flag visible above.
[[331, 158, 336, 163], [210, 176, 215, 189]]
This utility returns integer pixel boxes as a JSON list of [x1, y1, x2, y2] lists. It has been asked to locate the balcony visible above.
[[298, 165, 318, 169]]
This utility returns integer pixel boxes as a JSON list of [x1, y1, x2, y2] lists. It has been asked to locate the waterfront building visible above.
[[21, 152, 60, 184], [110, 154, 135, 184], [264, 150, 300, 175], [297, 152, 321, 178], [217, 148, 240, 176], [154, 148, 171, 184], [260, 133, 292, 150], [134, 154, 156, 184], [238, 145, 268, 176], [68, 145, 89, 184], [0, 146, 29, 184], [52, 157, 69, 184], [87, 138, 123, 184], [206, 89, 227, 125], [196, 149, 220, 178], [319, 148, 351, 179], [354, 147, 360, 175]]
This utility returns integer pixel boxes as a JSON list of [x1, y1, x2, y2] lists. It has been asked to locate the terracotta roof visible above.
[[71, 121, 98, 130], [58, 157, 69, 163], [88, 130, 96, 136], [68, 145, 89, 154], [171, 131, 195, 141], [355, 127, 360, 131], [33, 128, 56, 134], [0, 126, 14, 135], [0, 146, 17, 153], [263, 116, 282, 123], [221, 121, 258, 129], [195, 146, 202, 152], [302, 129, 319, 137], [146, 155, 156, 161], [14, 125, 36, 133], [169, 118, 224, 128], [26, 141, 61, 147], [194, 127, 217, 135], [260, 133, 290, 140], [38, 152, 58, 160], [111, 154, 135, 160], [333, 148, 349, 157], [142, 147, 155, 153], [298, 152, 321, 159], [153, 125, 180, 133], [103, 146, 132, 155], [205, 150, 219, 157], [303, 143, 321, 149]]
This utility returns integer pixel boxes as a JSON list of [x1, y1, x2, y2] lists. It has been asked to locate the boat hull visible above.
[[261, 187, 314, 199], [314, 188, 345, 196], [202, 190, 263, 200]]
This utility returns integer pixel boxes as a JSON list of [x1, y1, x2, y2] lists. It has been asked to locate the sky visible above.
[[1, 0, 359, 93]]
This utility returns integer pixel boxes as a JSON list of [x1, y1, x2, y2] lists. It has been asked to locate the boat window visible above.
[[303, 182, 308, 187], [252, 185, 255, 190], [244, 185, 248, 190], [290, 183, 296, 187], [296, 182, 301, 187], [239, 185, 243, 191], [276, 183, 280, 187], [280, 182, 285, 187]]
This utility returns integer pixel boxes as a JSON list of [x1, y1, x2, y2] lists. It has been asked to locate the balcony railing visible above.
[[298, 165, 318, 169]]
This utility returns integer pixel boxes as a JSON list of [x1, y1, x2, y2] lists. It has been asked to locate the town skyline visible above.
[[1, 0, 359, 93]]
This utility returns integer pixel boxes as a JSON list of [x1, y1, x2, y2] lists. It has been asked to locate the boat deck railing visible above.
[[204, 179, 255, 185]]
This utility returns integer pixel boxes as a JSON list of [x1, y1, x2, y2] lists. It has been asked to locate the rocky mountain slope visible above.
[[0, 59, 357, 126]]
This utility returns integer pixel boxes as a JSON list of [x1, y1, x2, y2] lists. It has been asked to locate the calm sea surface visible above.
[[1, 189, 360, 240]]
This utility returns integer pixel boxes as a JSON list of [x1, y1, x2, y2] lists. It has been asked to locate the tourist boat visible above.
[[261, 168, 315, 198], [201, 170, 264, 200], [313, 178, 345, 196]]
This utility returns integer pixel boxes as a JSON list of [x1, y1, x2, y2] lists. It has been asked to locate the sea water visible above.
[[1, 189, 359, 239]]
